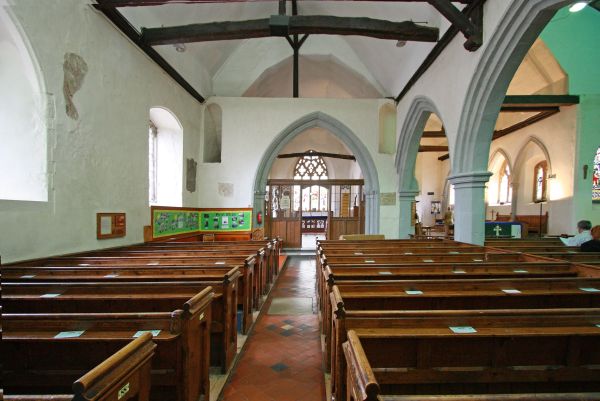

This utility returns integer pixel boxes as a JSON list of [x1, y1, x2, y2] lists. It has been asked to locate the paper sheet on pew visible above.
[[133, 330, 161, 338], [502, 289, 522, 294], [513, 269, 529, 273], [405, 290, 423, 295], [21, 274, 36, 278], [449, 326, 477, 334], [354, 252, 363, 255], [580, 287, 600, 292], [105, 273, 119, 278], [41, 293, 61, 298], [55, 330, 85, 338], [215, 261, 226, 265]]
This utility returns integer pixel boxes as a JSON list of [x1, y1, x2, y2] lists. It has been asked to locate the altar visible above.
[[485, 221, 523, 238]]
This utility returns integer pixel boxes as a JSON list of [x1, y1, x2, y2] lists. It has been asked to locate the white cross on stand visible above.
[[493, 224, 502, 237]]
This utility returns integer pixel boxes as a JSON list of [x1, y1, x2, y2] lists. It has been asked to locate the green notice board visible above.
[[200, 210, 252, 232], [152, 207, 253, 238], [152, 208, 201, 238]]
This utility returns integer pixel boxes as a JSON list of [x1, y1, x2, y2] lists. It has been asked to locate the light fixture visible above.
[[569, 2, 588, 12], [173, 43, 186, 53], [396, 40, 406, 48]]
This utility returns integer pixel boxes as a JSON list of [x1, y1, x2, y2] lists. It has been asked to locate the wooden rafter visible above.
[[277, 151, 356, 160], [427, 0, 481, 50], [97, 0, 472, 7], [431, 107, 562, 160], [140, 16, 438, 45]]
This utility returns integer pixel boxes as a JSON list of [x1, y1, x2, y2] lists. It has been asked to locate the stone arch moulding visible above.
[[512, 136, 553, 177], [253, 111, 381, 234], [395, 95, 449, 193], [488, 148, 514, 174], [453, 0, 571, 176]]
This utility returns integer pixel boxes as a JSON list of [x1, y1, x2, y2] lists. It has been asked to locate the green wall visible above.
[[541, 6, 600, 224]]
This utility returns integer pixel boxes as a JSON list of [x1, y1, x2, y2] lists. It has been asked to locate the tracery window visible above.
[[497, 161, 512, 204], [593, 147, 600, 203], [294, 150, 329, 180], [533, 160, 548, 202]]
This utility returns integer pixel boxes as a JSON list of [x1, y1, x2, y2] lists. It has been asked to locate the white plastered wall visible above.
[[197, 97, 398, 238], [0, 1, 203, 263]]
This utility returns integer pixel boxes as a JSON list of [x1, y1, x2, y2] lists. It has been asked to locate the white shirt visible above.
[[560, 230, 592, 246]]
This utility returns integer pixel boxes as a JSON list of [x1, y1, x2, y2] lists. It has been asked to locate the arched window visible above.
[[294, 150, 328, 180], [497, 160, 512, 204], [0, 10, 47, 201], [533, 160, 548, 202], [593, 147, 600, 203], [149, 107, 183, 206]]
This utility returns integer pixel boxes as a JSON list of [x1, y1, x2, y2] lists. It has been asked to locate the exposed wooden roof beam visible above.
[[503, 94, 580, 109], [140, 16, 438, 45], [277, 151, 356, 160], [433, 107, 561, 160], [419, 145, 448, 152], [427, 0, 481, 50], [422, 129, 446, 138], [395, 0, 485, 102], [97, 0, 472, 7]]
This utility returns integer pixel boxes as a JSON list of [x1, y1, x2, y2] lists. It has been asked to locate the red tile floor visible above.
[[221, 257, 326, 401]]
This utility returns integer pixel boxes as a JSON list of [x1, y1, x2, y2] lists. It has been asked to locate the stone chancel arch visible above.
[[253, 112, 380, 234]]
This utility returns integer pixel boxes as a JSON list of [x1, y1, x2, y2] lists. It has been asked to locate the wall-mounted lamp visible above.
[[173, 43, 186, 53], [583, 164, 589, 179], [548, 173, 557, 179]]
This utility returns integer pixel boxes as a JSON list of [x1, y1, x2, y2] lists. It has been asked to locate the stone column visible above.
[[398, 190, 419, 239], [448, 171, 492, 245], [364, 190, 380, 234]]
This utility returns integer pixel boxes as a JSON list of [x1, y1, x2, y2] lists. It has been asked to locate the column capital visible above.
[[398, 190, 419, 199], [448, 171, 492, 189]]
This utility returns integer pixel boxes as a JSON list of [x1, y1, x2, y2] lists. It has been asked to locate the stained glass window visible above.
[[294, 150, 328, 180], [533, 160, 547, 202], [498, 161, 512, 204], [593, 147, 600, 203]]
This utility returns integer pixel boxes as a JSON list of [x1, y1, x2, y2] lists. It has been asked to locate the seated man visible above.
[[581, 225, 600, 252], [560, 220, 593, 246]]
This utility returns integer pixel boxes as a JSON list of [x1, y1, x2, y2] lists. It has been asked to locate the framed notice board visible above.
[[151, 206, 253, 239], [97, 212, 126, 239]]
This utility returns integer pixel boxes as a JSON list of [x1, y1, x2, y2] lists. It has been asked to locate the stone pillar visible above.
[[448, 171, 492, 245], [398, 190, 419, 239], [364, 190, 380, 234]]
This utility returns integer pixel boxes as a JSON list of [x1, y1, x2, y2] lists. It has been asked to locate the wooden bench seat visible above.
[[3, 287, 213, 401], [9, 256, 258, 331], [3, 279, 238, 371], [378, 394, 600, 401], [3, 333, 156, 401], [342, 310, 600, 401], [327, 278, 600, 400]]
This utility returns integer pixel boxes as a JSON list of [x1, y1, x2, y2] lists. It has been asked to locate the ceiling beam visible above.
[[278, 151, 356, 160], [434, 107, 560, 160], [419, 145, 448, 152], [395, 0, 485, 102], [422, 129, 446, 138], [140, 16, 439, 45], [427, 0, 481, 50], [93, 5, 205, 103], [503, 94, 580, 108], [97, 0, 472, 7]]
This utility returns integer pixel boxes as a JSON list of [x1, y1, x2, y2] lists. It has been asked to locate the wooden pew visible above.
[[318, 260, 587, 318], [3, 287, 213, 401], [3, 279, 238, 372], [3, 333, 156, 401], [9, 256, 257, 333], [342, 309, 600, 401], [328, 277, 600, 400], [26, 254, 261, 307]]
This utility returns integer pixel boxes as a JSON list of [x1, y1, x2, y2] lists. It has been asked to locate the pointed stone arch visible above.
[[488, 148, 514, 174], [453, 0, 571, 175], [253, 111, 380, 234]]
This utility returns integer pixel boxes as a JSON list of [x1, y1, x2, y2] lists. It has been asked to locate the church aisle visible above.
[[221, 257, 326, 401]]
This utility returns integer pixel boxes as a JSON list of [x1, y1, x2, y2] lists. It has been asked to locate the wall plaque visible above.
[[380, 192, 397, 206], [97, 212, 126, 239]]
